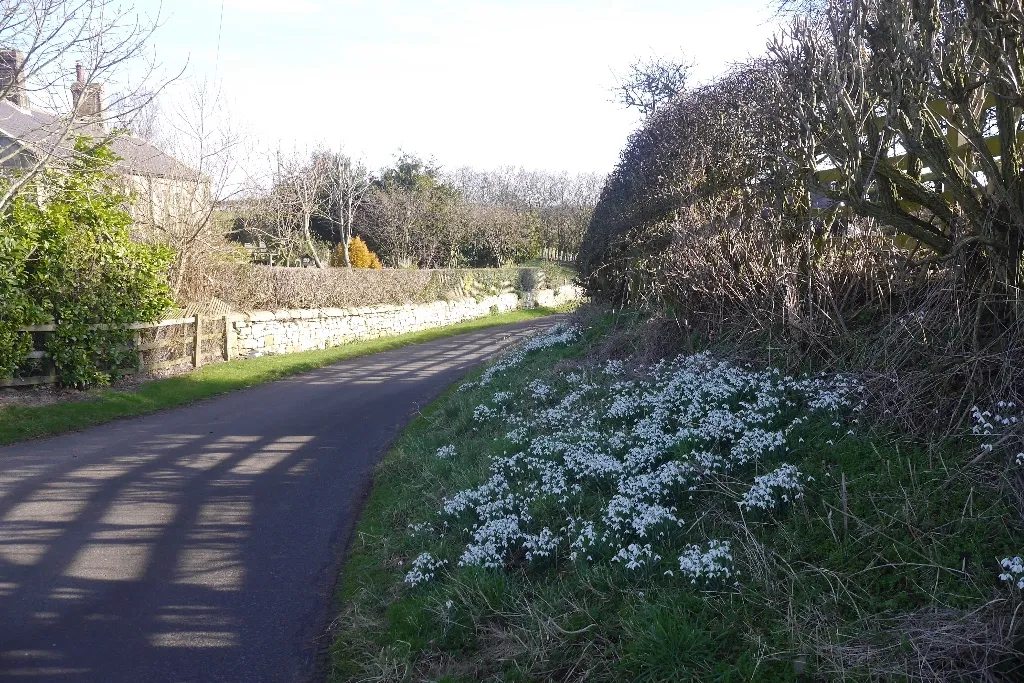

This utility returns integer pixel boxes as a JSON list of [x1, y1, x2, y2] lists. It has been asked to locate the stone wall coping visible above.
[[234, 295, 515, 323], [214, 288, 571, 331]]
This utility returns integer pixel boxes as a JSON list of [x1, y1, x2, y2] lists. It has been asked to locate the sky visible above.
[[132, 0, 780, 176]]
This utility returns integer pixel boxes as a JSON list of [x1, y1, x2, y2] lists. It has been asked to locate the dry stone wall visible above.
[[228, 285, 582, 358]]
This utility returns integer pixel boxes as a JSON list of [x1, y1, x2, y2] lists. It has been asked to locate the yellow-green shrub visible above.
[[348, 236, 382, 269]]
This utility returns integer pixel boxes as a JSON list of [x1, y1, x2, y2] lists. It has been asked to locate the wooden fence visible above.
[[1, 315, 235, 388], [538, 247, 577, 265]]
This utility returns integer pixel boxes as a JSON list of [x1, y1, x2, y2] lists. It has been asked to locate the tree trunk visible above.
[[341, 194, 352, 268], [303, 213, 323, 268]]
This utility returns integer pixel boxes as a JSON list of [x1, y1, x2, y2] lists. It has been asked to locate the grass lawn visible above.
[[0, 308, 561, 446], [329, 312, 1023, 682]]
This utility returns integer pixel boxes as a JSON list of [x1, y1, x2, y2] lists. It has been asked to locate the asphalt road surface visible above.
[[0, 317, 560, 682]]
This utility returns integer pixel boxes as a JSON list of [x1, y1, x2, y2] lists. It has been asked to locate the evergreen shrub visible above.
[[0, 139, 173, 387], [348, 236, 382, 269], [330, 237, 383, 269]]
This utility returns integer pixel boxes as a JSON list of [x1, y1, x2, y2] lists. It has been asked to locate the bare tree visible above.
[[318, 149, 370, 268], [0, 0, 175, 211], [612, 53, 693, 117], [112, 87, 162, 143], [447, 165, 604, 262], [241, 163, 303, 266], [131, 78, 246, 299], [278, 147, 329, 268]]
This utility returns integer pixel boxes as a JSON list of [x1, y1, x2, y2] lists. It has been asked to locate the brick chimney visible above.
[[0, 49, 29, 108], [70, 62, 103, 117]]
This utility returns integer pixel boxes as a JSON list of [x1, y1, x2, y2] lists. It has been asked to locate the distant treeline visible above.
[[233, 152, 602, 269]]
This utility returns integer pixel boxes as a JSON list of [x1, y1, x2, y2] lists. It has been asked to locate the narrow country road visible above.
[[0, 317, 560, 682]]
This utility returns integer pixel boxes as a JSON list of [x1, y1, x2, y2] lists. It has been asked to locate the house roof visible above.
[[0, 99, 195, 180]]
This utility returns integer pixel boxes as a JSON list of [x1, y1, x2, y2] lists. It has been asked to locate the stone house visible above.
[[0, 49, 209, 235]]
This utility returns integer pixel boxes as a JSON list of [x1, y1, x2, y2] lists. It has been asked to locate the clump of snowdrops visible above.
[[405, 322, 871, 586]]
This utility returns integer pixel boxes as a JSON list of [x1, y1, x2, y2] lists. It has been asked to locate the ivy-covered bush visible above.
[[0, 214, 38, 377], [0, 139, 173, 388]]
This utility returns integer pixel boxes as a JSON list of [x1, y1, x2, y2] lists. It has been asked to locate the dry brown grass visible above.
[[587, 215, 1024, 441], [794, 602, 1021, 682]]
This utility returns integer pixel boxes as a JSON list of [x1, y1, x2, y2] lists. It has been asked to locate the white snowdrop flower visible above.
[[506, 427, 529, 444], [473, 404, 498, 422], [520, 323, 581, 352], [404, 552, 447, 587], [611, 543, 661, 570], [522, 527, 562, 561], [473, 324, 581, 388], [970, 403, 1020, 455], [445, 600, 454, 610], [678, 540, 733, 583], [738, 464, 805, 512], [603, 359, 625, 376], [414, 346, 862, 583], [567, 518, 598, 559], [458, 512, 527, 568], [407, 521, 431, 538], [528, 379, 553, 399], [731, 428, 785, 465], [435, 445, 457, 459], [999, 556, 1024, 590]]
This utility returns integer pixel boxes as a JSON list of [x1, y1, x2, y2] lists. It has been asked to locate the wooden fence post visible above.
[[224, 315, 234, 362], [193, 315, 202, 368], [133, 330, 144, 372]]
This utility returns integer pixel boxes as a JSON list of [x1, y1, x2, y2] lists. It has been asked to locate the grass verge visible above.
[[0, 308, 561, 446], [329, 312, 1023, 682]]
